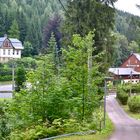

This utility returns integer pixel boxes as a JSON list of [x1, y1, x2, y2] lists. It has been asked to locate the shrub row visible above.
[[9, 119, 97, 140], [117, 84, 140, 113], [128, 96, 140, 113], [117, 90, 128, 105], [0, 75, 12, 81]]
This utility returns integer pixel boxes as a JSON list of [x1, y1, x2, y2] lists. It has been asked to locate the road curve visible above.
[[107, 95, 140, 140]]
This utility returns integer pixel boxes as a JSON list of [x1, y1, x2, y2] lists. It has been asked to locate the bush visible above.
[[131, 84, 140, 93], [9, 119, 87, 140], [0, 75, 12, 81], [128, 96, 140, 113], [0, 100, 11, 139], [117, 90, 128, 105]]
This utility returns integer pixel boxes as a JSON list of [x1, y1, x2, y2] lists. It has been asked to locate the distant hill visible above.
[[115, 10, 140, 44]]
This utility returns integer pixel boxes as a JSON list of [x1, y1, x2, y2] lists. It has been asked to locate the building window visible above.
[[8, 49, 10, 55], [13, 50, 15, 55], [3, 49, 5, 55], [17, 50, 19, 55]]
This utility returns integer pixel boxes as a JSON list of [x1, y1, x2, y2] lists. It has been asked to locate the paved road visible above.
[[107, 95, 140, 140], [0, 84, 12, 98], [0, 93, 12, 98], [0, 84, 12, 91]]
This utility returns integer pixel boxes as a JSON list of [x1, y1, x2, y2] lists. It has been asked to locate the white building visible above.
[[0, 35, 24, 63]]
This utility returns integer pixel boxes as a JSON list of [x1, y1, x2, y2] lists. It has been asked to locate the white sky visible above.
[[115, 0, 140, 16]]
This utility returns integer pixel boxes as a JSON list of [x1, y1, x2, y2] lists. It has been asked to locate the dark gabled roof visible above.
[[0, 37, 23, 49], [0, 37, 6, 46]]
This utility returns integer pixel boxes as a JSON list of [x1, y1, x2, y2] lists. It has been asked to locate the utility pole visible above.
[[12, 60, 15, 91], [104, 77, 113, 128]]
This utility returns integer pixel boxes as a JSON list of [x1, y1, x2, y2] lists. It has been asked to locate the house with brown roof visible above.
[[109, 53, 140, 84], [0, 35, 24, 63]]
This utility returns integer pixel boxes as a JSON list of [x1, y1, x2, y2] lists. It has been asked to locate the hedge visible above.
[[128, 96, 140, 113], [117, 90, 128, 105]]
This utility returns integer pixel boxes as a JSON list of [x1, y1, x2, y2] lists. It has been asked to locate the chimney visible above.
[[4, 34, 7, 38]]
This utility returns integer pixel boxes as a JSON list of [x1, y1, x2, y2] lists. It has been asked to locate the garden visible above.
[[117, 83, 140, 120]]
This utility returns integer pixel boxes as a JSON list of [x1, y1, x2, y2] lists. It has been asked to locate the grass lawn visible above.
[[122, 105, 140, 120], [116, 97, 140, 120], [0, 98, 12, 101], [0, 81, 12, 85], [57, 116, 114, 140]]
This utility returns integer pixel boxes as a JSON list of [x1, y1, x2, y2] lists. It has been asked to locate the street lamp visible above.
[[104, 76, 113, 128]]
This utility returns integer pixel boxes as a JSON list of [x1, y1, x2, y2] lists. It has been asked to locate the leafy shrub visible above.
[[0, 75, 12, 81], [10, 125, 49, 140], [0, 100, 11, 139], [128, 96, 140, 113], [131, 84, 140, 93], [117, 90, 128, 105], [9, 119, 87, 140]]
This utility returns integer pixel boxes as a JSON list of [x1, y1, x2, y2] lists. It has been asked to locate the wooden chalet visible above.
[[109, 53, 140, 84]]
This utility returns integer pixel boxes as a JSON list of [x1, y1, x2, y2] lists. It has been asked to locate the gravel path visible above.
[[107, 95, 140, 140]]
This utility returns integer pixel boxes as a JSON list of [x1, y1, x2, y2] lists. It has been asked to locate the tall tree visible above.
[[43, 14, 62, 53], [8, 20, 20, 39], [62, 0, 116, 54], [16, 9, 27, 42], [15, 65, 26, 91]]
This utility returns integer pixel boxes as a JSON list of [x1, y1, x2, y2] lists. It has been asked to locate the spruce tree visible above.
[[15, 65, 26, 92], [8, 20, 20, 39], [63, 0, 116, 53]]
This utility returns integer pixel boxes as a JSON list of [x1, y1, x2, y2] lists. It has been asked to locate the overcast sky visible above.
[[115, 0, 140, 16]]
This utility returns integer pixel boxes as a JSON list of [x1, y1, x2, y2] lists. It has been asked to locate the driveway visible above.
[[0, 84, 12, 98], [0, 84, 12, 91], [107, 95, 140, 140]]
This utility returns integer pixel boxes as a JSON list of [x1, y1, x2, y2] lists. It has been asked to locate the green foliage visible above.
[[0, 0, 65, 55], [128, 96, 140, 113], [0, 75, 12, 81], [62, 0, 116, 65], [111, 32, 130, 67], [115, 10, 140, 43], [62, 31, 104, 120], [9, 118, 93, 140], [8, 19, 20, 39], [7, 57, 37, 70], [131, 83, 140, 93], [117, 88, 128, 105], [15, 65, 26, 91], [0, 65, 12, 81], [22, 41, 33, 57], [0, 100, 11, 139], [1, 32, 105, 139]]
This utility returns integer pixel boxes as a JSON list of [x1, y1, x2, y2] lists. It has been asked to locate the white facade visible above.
[[0, 37, 23, 63]]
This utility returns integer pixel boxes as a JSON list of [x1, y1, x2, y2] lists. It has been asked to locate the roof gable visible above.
[[0, 37, 23, 50], [2, 38, 13, 48], [120, 53, 140, 67]]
